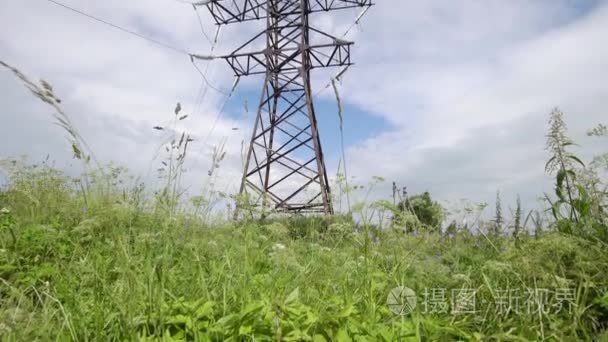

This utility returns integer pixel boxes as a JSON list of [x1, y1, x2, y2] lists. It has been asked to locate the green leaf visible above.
[[313, 334, 328, 342], [555, 184, 565, 202], [552, 201, 563, 220], [567, 154, 586, 167], [376, 326, 393, 341], [285, 287, 300, 305], [239, 302, 265, 323], [172, 329, 186, 340], [195, 301, 215, 319], [572, 198, 592, 217], [576, 184, 588, 199], [72, 143, 82, 160], [166, 314, 193, 330], [215, 313, 238, 329], [556, 169, 566, 188], [238, 324, 253, 336], [336, 304, 355, 318], [335, 328, 352, 342], [284, 329, 310, 341], [545, 156, 556, 172]]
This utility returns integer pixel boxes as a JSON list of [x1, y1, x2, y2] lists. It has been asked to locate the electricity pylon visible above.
[[196, 0, 372, 216]]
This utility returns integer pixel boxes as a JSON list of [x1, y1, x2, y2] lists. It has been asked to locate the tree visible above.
[[398, 191, 444, 232]]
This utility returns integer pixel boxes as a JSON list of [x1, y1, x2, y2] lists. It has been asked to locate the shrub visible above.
[[398, 192, 444, 232]]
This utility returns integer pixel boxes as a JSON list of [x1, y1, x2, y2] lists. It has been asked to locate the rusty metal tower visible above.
[[198, 0, 372, 216]]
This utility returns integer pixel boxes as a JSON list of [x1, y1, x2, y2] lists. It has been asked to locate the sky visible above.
[[1, 0, 607, 216]]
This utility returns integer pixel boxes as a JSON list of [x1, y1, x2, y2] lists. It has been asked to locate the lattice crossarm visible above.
[[220, 42, 352, 76], [309, 0, 373, 12], [200, 0, 269, 25]]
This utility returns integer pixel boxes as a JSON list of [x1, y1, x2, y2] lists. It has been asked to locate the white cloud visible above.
[[0, 0, 248, 195], [335, 0, 608, 208]]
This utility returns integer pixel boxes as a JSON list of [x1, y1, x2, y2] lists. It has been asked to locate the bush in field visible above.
[[398, 191, 444, 232]]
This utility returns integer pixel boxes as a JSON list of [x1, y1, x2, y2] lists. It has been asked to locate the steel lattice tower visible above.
[[199, 0, 372, 216]]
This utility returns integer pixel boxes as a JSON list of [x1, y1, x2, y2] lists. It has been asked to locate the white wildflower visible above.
[[273, 243, 286, 251]]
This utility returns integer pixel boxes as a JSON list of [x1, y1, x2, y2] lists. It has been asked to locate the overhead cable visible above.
[[45, 0, 191, 56]]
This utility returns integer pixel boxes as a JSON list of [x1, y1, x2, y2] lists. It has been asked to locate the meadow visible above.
[[1, 63, 608, 341], [0, 161, 607, 341]]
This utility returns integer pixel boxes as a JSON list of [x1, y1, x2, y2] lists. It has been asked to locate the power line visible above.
[[45, 0, 239, 170], [200, 76, 240, 148], [190, 8, 228, 99], [193, 5, 213, 45], [314, 8, 370, 99], [45, 0, 190, 56], [342, 6, 371, 37], [313, 8, 371, 213], [192, 26, 222, 118], [190, 13, 240, 146], [191, 59, 230, 96], [187, 9, 237, 155]]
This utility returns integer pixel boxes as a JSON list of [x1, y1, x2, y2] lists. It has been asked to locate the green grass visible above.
[[1, 165, 608, 341]]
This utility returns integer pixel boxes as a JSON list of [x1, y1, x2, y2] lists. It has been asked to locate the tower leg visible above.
[[234, 0, 333, 217]]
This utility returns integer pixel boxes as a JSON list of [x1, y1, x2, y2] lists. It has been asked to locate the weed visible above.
[[1, 62, 608, 341]]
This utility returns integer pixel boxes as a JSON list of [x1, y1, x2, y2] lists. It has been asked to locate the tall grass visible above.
[[1, 164, 608, 340], [1, 63, 608, 341]]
